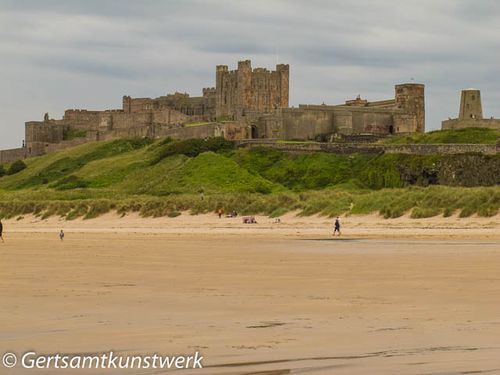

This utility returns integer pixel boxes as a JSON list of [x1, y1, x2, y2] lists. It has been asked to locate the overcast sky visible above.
[[1, 0, 499, 149]]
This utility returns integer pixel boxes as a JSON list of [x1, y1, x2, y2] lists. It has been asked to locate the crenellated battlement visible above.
[[202, 87, 216, 95]]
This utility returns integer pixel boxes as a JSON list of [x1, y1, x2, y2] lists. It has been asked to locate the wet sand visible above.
[[1, 214, 499, 374]]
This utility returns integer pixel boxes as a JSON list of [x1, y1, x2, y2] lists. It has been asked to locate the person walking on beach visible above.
[[218, 208, 223, 219], [0, 219, 4, 243], [333, 217, 341, 236], [59, 229, 65, 241]]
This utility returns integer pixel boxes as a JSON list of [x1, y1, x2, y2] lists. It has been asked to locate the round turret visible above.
[[395, 83, 425, 132]]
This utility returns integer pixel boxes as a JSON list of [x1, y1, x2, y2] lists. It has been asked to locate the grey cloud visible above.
[[0, 0, 499, 149]]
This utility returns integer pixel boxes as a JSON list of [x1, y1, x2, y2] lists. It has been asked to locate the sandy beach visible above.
[[1, 213, 499, 374], [3, 211, 500, 240]]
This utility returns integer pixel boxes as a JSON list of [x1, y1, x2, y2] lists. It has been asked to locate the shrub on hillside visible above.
[[7, 160, 27, 175], [152, 137, 235, 164], [0, 165, 5, 177], [63, 128, 87, 140], [51, 175, 89, 190]]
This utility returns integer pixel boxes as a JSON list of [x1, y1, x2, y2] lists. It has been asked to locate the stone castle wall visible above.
[[442, 118, 500, 130], [236, 140, 498, 155], [64, 109, 102, 122], [250, 83, 424, 141], [0, 147, 27, 164], [23, 105, 192, 158], [156, 122, 243, 140], [25, 121, 65, 145], [43, 138, 91, 154], [123, 91, 215, 119]]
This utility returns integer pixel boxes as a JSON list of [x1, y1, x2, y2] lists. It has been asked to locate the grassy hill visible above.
[[0, 135, 499, 220], [379, 127, 500, 144]]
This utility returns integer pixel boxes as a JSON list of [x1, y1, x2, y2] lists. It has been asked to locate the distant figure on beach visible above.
[[242, 216, 257, 224], [333, 217, 341, 236], [59, 230, 65, 241], [0, 219, 4, 242], [226, 210, 238, 218], [218, 208, 223, 219]]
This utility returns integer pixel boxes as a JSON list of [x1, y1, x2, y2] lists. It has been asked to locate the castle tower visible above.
[[122, 96, 132, 113], [236, 60, 252, 115], [395, 83, 425, 133], [215, 60, 290, 120], [276, 64, 290, 109], [459, 88, 482, 119], [215, 65, 229, 119]]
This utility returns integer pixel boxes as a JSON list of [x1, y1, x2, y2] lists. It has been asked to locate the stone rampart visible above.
[[236, 140, 498, 155], [441, 118, 500, 130], [0, 147, 27, 164]]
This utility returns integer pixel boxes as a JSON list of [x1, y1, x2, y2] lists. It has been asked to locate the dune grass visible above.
[[0, 186, 498, 220]]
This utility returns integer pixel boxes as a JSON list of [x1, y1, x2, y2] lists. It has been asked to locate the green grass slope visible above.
[[117, 152, 277, 195], [379, 127, 500, 144], [0, 134, 499, 219]]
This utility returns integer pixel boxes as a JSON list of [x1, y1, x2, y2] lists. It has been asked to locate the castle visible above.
[[442, 88, 500, 130], [1, 60, 427, 163]]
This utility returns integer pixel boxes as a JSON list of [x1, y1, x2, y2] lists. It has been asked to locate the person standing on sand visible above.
[[0, 219, 4, 242], [218, 208, 223, 219], [59, 230, 65, 241], [333, 217, 341, 236]]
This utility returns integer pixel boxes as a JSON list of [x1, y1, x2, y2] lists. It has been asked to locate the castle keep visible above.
[[215, 60, 289, 119], [1, 60, 426, 163]]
